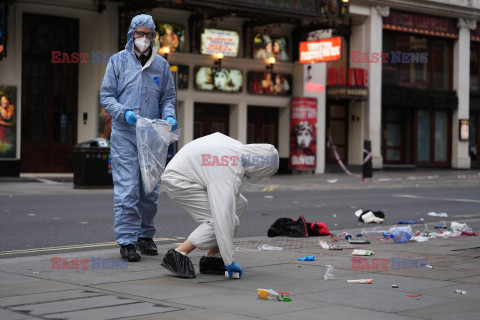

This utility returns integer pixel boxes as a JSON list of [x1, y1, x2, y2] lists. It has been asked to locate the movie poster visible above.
[[290, 97, 317, 170], [253, 34, 289, 62], [195, 67, 243, 92], [247, 71, 292, 96], [0, 86, 16, 159], [176, 65, 189, 90], [154, 23, 185, 53]]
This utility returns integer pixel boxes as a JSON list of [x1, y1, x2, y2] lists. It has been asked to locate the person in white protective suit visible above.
[[160, 132, 279, 278]]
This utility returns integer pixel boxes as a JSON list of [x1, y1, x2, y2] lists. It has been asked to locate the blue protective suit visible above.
[[100, 14, 176, 245]]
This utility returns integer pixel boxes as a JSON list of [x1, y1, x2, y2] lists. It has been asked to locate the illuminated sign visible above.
[[299, 36, 342, 64], [201, 29, 239, 57], [194, 67, 243, 93], [305, 82, 325, 93]]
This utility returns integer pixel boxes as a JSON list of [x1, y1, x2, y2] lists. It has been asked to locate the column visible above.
[[365, 6, 388, 169], [229, 102, 247, 143], [177, 98, 194, 148], [452, 18, 476, 169]]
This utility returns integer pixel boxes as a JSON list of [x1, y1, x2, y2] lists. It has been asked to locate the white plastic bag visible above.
[[136, 117, 181, 195]]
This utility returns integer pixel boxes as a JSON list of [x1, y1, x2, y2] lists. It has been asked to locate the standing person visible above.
[[100, 14, 178, 262], [160, 133, 279, 278]]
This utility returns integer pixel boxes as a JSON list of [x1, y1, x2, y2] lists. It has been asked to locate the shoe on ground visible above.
[[161, 249, 196, 278], [199, 256, 226, 274], [136, 237, 158, 255], [120, 244, 141, 262]]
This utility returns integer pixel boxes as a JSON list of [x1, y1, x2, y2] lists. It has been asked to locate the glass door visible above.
[[414, 109, 451, 165]]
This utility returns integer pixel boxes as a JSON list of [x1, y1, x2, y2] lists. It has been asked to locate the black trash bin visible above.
[[74, 138, 113, 189]]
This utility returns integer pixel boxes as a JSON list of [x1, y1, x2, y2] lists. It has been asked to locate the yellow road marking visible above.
[[262, 185, 279, 192], [0, 237, 176, 256]]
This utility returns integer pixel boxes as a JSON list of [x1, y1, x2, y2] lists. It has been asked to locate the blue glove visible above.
[[165, 116, 177, 131], [125, 111, 139, 125], [225, 262, 243, 278]]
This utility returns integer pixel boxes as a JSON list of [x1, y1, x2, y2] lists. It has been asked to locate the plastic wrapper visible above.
[[136, 117, 181, 195], [322, 265, 338, 280]]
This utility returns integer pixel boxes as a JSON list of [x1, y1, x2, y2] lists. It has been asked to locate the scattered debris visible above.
[[453, 289, 466, 294], [406, 293, 422, 297], [298, 256, 315, 261], [427, 212, 448, 217], [352, 249, 374, 256], [355, 210, 385, 223], [347, 279, 373, 284], [322, 265, 338, 280], [392, 284, 399, 288]]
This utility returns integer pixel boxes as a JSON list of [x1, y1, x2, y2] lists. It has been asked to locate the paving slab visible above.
[[0, 279, 78, 298], [261, 305, 422, 320], [124, 308, 261, 320], [0, 308, 32, 320], [398, 299, 480, 320], [0, 289, 103, 307], [165, 289, 323, 318], [42, 302, 179, 320], [299, 286, 453, 313]]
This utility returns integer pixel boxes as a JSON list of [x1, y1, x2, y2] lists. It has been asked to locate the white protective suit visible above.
[[161, 133, 279, 265]]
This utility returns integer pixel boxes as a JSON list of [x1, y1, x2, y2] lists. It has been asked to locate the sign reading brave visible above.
[[299, 37, 342, 64]]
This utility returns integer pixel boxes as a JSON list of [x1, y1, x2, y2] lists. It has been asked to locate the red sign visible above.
[[290, 97, 317, 170], [299, 37, 342, 64], [305, 82, 325, 93], [383, 10, 458, 38], [327, 67, 368, 87]]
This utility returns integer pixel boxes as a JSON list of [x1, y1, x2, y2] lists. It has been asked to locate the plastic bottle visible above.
[[322, 265, 338, 280], [257, 288, 285, 301], [389, 229, 412, 243]]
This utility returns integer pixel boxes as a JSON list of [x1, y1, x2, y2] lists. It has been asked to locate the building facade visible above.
[[0, 0, 479, 175]]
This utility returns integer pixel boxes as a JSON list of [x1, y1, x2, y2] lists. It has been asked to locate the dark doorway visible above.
[[193, 103, 230, 139], [247, 106, 278, 147], [382, 106, 410, 164], [326, 102, 348, 164], [21, 13, 79, 172], [469, 111, 480, 167]]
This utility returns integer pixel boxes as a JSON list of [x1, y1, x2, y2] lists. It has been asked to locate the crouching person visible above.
[[160, 132, 279, 278]]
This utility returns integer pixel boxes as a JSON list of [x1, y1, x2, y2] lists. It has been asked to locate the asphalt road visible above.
[[1, 180, 479, 258]]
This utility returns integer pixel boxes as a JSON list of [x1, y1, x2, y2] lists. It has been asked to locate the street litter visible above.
[[406, 293, 422, 297], [347, 279, 373, 284], [453, 289, 466, 294], [411, 235, 429, 242], [257, 288, 291, 301], [355, 209, 385, 223], [427, 212, 448, 217], [322, 265, 338, 280], [392, 284, 399, 288], [259, 244, 283, 250], [390, 229, 412, 243], [348, 239, 370, 244], [319, 241, 344, 250], [397, 221, 419, 224], [264, 195, 274, 199], [327, 179, 338, 184], [298, 256, 315, 261], [268, 215, 331, 237], [352, 249, 374, 256], [225, 271, 240, 279], [136, 117, 180, 195]]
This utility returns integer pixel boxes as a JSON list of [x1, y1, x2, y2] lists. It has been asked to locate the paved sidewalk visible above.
[[1, 220, 479, 320]]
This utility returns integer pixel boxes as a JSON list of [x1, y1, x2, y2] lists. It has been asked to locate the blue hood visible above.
[[125, 14, 157, 54]]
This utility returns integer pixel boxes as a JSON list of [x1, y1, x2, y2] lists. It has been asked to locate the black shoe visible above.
[[199, 256, 226, 275], [120, 244, 141, 262], [136, 237, 158, 255], [161, 249, 196, 278]]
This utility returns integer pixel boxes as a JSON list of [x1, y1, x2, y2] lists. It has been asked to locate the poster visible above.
[[0, 86, 16, 159], [290, 97, 317, 170], [195, 67, 242, 92], [201, 29, 239, 57], [154, 23, 185, 53], [253, 34, 289, 62], [299, 36, 342, 64], [247, 72, 291, 96], [176, 65, 189, 90]]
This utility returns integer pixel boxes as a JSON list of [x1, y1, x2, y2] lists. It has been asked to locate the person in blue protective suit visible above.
[[100, 14, 178, 262]]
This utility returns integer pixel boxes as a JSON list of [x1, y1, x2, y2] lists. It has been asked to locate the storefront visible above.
[[470, 25, 480, 167], [381, 10, 458, 167]]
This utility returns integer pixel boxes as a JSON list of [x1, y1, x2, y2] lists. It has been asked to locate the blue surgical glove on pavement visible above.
[[225, 262, 243, 278], [125, 111, 139, 125], [165, 116, 178, 131]]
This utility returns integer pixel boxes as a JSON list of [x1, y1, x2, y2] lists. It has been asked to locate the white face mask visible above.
[[134, 37, 151, 53]]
